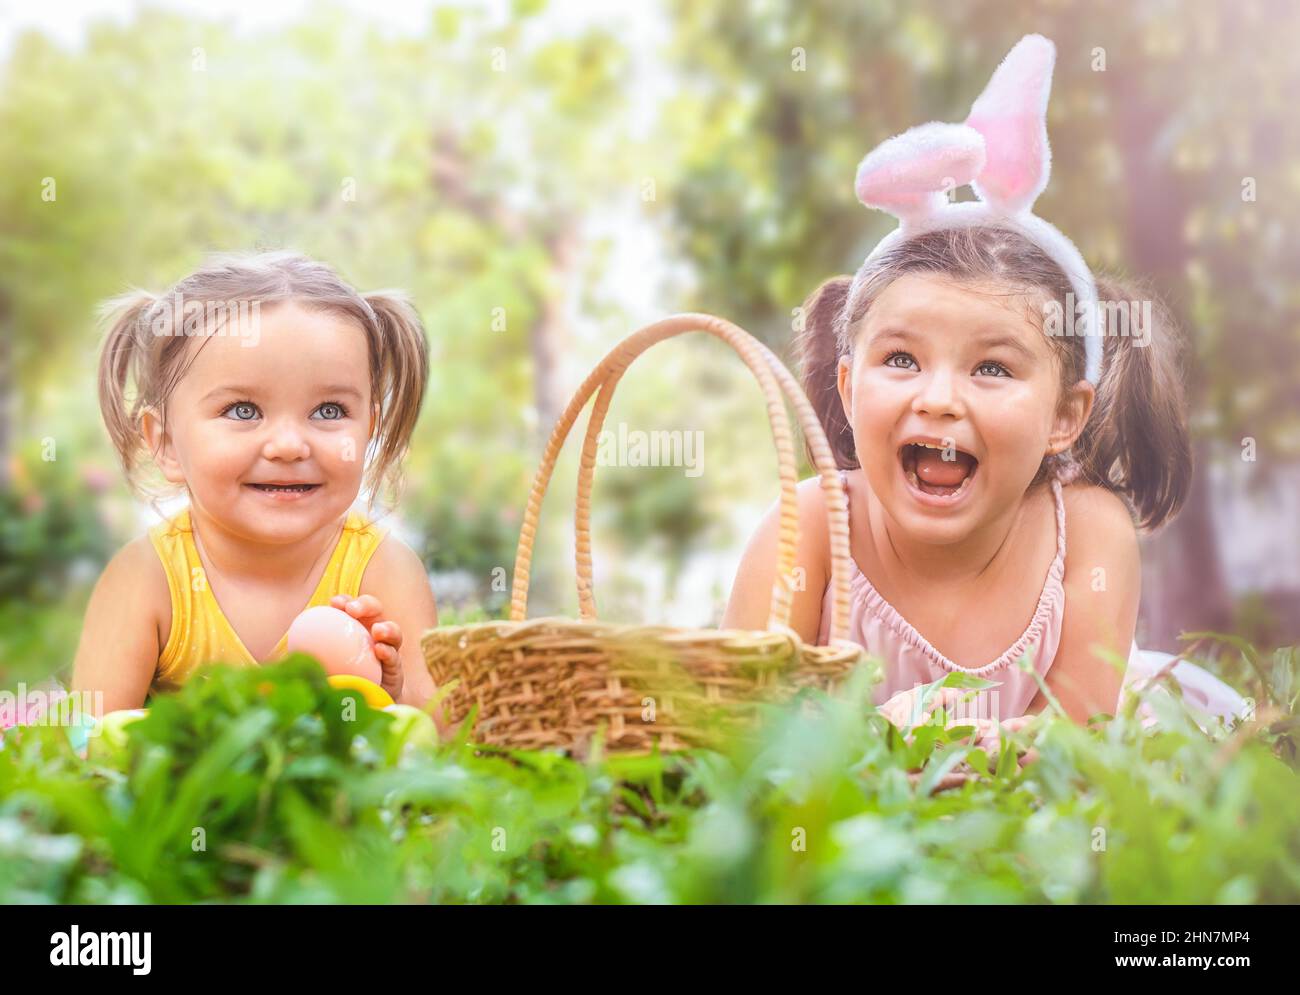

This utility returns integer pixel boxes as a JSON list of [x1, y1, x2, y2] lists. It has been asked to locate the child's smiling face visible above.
[[838, 272, 1093, 544], [142, 301, 375, 543]]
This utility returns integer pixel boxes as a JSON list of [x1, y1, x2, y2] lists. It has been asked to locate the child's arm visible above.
[[349, 535, 439, 710], [722, 476, 833, 644], [70, 537, 167, 713], [1026, 486, 1139, 724]]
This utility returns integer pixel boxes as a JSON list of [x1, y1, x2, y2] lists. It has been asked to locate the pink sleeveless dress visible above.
[[814, 469, 1251, 728], [815, 470, 1066, 721]]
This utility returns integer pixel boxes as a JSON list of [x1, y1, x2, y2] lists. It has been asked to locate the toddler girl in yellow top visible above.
[[71, 251, 438, 712]]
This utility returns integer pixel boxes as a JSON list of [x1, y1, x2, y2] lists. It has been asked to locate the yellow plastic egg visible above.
[[327, 674, 394, 709]]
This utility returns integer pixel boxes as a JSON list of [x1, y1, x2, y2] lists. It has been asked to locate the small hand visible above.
[[880, 688, 1039, 769], [944, 714, 1039, 768], [329, 594, 404, 702], [879, 686, 972, 731]]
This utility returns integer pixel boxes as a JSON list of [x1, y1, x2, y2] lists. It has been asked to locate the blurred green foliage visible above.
[[0, 446, 114, 604], [1, 645, 1296, 903]]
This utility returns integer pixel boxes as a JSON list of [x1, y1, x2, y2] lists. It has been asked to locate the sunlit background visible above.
[[2, 0, 1298, 691]]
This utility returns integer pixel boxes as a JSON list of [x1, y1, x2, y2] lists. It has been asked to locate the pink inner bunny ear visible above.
[[965, 34, 1055, 214], [855, 122, 986, 223]]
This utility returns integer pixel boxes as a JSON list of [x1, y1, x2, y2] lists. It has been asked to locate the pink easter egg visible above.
[[287, 605, 382, 685]]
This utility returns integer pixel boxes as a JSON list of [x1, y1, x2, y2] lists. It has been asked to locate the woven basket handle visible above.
[[509, 313, 852, 643]]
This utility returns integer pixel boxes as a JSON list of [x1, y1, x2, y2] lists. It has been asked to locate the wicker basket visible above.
[[422, 314, 866, 755]]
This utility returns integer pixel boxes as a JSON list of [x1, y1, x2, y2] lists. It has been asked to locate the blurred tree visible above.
[[659, 0, 1300, 649], [0, 2, 644, 610]]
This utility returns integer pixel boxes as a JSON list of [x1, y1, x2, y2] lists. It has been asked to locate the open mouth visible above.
[[898, 441, 979, 500], [245, 483, 322, 495]]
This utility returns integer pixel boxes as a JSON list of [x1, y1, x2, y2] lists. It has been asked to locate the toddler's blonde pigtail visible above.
[[361, 291, 430, 505], [97, 290, 160, 491]]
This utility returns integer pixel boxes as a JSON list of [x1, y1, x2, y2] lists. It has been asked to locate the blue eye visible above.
[[884, 351, 918, 370], [976, 361, 1011, 377], [222, 401, 260, 421], [313, 402, 349, 420]]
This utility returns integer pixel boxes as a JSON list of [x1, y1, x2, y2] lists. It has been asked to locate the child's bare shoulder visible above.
[[1061, 482, 1136, 528], [722, 474, 838, 634], [362, 530, 428, 581], [72, 534, 170, 704], [1059, 483, 1139, 571], [100, 534, 171, 637], [786, 474, 839, 564], [358, 531, 437, 616], [747, 475, 838, 537], [788, 473, 849, 587]]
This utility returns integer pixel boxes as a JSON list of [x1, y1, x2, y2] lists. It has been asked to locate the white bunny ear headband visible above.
[[851, 34, 1101, 384]]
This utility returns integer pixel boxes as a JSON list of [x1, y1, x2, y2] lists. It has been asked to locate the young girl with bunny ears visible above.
[[724, 34, 1231, 733], [72, 251, 438, 712]]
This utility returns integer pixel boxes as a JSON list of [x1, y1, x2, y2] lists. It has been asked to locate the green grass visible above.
[[0, 589, 93, 688], [1, 644, 1297, 904]]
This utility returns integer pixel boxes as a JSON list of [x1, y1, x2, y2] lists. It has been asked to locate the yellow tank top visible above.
[[147, 506, 389, 692]]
